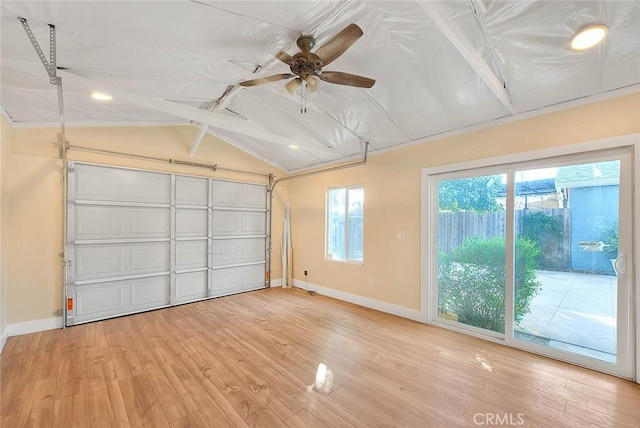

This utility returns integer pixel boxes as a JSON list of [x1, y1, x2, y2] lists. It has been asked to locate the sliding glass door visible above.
[[431, 149, 634, 378], [436, 173, 507, 336]]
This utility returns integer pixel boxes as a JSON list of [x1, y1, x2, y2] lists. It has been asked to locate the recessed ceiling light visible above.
[[571, 24, 608, 51], [90, 92, 112, 101], [289, 145, 299, 149]]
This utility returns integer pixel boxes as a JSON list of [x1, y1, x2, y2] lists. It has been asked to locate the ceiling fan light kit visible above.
[[306, 75, 319, 92], [239, 23, 375, 113], [285, 78, 301, 95]]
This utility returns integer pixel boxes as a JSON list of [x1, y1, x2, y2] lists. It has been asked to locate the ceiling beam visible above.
[[188, 38, 287, 156], [416, 1, 516, 115], [58, 69, 336, 154], [189, 124, 209, 156], [189, 84, 240, 156]]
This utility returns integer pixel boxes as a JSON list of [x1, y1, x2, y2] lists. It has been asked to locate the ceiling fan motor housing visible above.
[[291, 35, 323, 77], [291, 52, 323, 77]]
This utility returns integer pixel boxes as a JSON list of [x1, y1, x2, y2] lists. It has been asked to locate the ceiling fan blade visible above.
[[276, 51, 296, 67], [239, 73, 294, 87], [315, 23, 363, 67], [318, 71, 375, 88]]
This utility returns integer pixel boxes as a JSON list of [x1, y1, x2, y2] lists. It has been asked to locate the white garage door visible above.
[[66, 162, 268, 325]]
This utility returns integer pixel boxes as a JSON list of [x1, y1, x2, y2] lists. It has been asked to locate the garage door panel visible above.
[[243, 214, 266, 234], [73, 164, 170, 204], [241, 264, 266, 286], [75, 245, 124, 278], [73, 206, 170, 240], [212, 238, 265, 266], [76, 282, 125, 318], [75, 206, 125, 238], [130, 276, 170, 308], [73, 275, 170, 323], [176, 176, 208, 206], [176, 209, 208, 237], [241, 186, 267, 208], [212, 211, 265, 236], [212, 181, 266, 209], [71, 242, 171, 281], [74, 242, 170, 281], [212, 264, 265, 296], [130, 243, 171, 271], [211, 268, 241, 295], [76, 167, 126, 201], [131, 209, 172, 237], [242, 240, 265, 260], [212, 213, 237, 236], [175, 240, 208, 269], [130, 172, 171, 203], [175, 271, 208, 303]]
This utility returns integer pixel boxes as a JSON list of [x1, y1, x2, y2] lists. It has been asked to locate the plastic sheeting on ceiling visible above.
[[1, 1, 638, 172]]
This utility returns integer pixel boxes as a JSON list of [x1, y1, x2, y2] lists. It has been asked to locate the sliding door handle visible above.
[[613, 255, 625, 275]]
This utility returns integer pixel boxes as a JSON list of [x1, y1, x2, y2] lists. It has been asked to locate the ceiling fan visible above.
[[238, 23, 376, 95]]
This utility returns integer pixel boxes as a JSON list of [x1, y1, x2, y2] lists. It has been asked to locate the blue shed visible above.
[[555, 161, 619, 275]]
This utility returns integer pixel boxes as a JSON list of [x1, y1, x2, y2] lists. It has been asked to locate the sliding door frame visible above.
[[420, 134, 639, 381]]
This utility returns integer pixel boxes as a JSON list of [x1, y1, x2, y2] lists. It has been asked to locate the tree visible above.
[[438, 176, 503, 212]]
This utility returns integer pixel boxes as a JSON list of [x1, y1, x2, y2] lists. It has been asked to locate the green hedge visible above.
[[438, 237, 541, 333]]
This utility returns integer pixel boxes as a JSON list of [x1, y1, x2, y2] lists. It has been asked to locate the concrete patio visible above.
[[516, 270, 617, 362]]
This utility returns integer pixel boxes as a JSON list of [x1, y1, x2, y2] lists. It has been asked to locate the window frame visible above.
[[325, 184, 364, 264]]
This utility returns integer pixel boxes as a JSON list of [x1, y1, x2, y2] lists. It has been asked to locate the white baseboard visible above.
[[270, 278, 282, 287], [270, 278, 296, 288], [0, 327, 7, 354], [293, 279, 428, 323], [7, 317, 63, 337]]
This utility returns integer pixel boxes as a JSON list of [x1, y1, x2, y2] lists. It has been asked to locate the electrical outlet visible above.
[[304, 267, 309, 276], [52, 309, 63, 316], [368, 278, 374, 287]]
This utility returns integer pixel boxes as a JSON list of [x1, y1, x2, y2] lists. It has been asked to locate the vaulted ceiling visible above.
[[2, 1, 639, 172]]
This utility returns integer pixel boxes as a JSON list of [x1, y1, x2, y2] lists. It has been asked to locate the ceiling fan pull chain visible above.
[[300, 79, 307, 114]]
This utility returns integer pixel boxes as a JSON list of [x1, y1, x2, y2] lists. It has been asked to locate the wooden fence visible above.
[[437, 209, 571, 270]]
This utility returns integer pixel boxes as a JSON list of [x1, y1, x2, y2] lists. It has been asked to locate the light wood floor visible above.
[[2, 288, 639, 427]]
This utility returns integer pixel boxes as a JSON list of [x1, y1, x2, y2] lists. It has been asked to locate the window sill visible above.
[[324, 258, 364, 266]]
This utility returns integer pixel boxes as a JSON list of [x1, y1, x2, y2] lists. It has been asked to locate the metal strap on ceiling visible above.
[[18, 17, 67, 151], [18, 17, 57, 84]]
